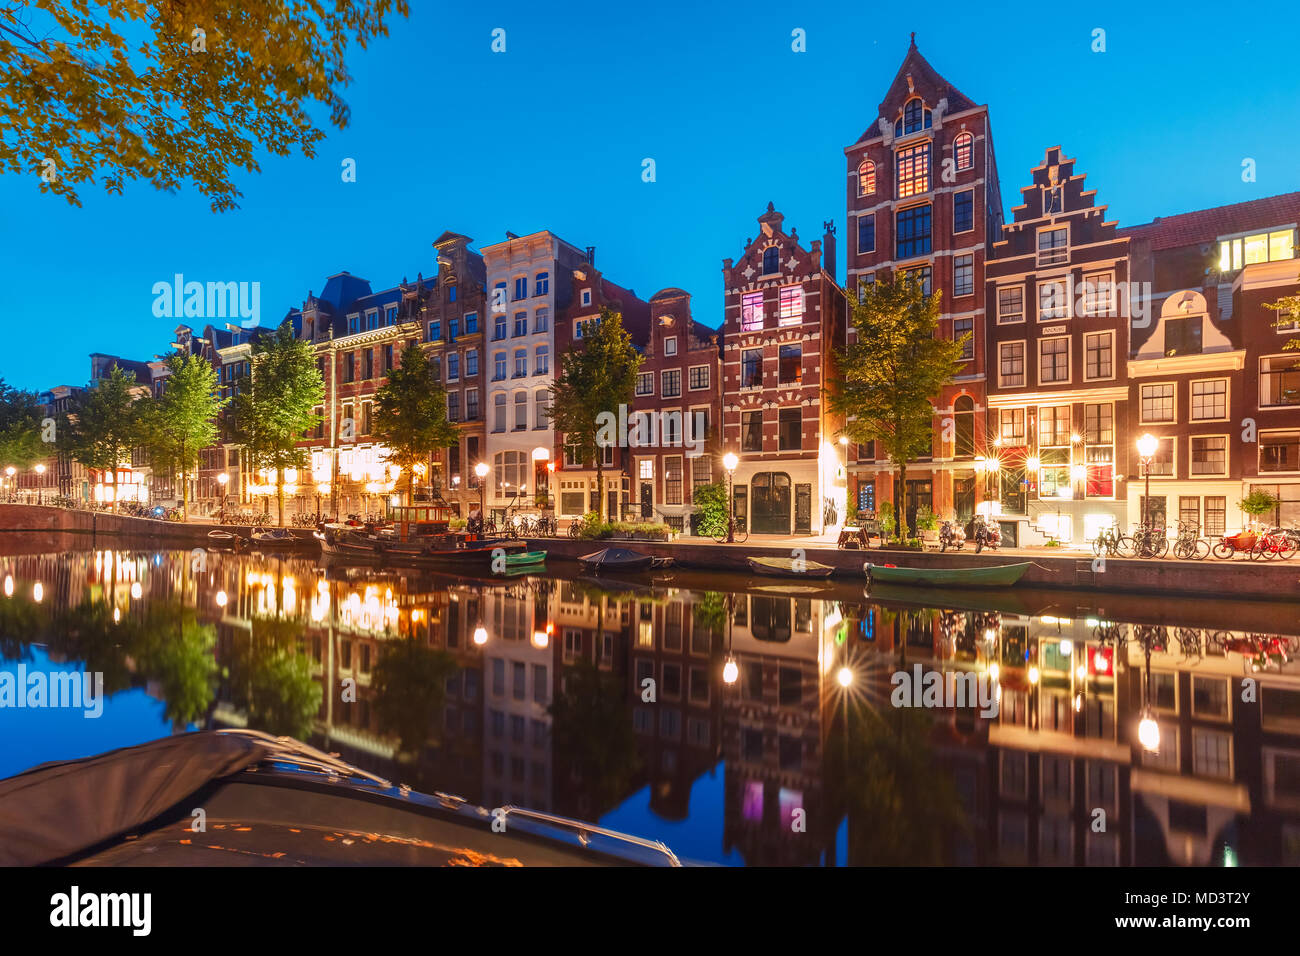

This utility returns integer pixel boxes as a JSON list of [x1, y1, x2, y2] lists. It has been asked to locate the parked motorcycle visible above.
[[938, 519, 965, 552], [970, 515, 1001, 554]]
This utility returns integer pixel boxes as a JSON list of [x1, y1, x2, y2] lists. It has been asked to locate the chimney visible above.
[[822, 220, 837, 284], [585, 245, 596, 266]]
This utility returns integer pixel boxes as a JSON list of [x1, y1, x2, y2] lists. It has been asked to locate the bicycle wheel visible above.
[[1116, 535, 1136, 558], [1153, 536, 1168, 559], [1278, 537, 1298, 560], [1173, 540, 1192, 560], [1193, 539, 1211, 560], [1211, 541, 1234, 559], [1249, 539, 1270, 560], [1092, 536, 1105, 558]]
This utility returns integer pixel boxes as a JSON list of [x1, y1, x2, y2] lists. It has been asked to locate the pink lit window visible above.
[[741, 291, 764, 332]]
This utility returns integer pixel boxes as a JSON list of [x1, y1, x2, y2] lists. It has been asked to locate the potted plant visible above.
[[1238, 489, 1278, 530]]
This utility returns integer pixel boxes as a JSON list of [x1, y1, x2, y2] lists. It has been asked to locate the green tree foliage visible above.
[[1266, 293, 1300, 355], [372, 342, 458, 505], [1, 1, 409, 211], [691, 479, 728, 538], [549, 307, 643, 520], [226, 614, 322, 740], [830, 274, 967, 536], [1239, 488, 1279, 521], [230, 324, 323, 526], [144, 353, 226, 512], [548, 659, 641, 816], [59, 365, 145, 509], [0, 378, 45, 470]]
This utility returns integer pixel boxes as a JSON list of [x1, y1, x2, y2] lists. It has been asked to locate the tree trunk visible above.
[[180, 438, 187, 514], [595, 453, 605, 522], [276, 465, 285, 527], [896, 460, 906, 541]]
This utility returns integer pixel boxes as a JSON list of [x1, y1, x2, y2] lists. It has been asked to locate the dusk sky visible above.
[[2, 0, 1298, 393]]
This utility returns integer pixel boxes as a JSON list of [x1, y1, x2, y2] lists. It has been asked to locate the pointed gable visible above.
[[854, 34, 978, 143], [723, 202, 822, 288]]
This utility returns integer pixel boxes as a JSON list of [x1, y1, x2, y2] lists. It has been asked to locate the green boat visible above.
[[864, 561, 1031, 588], [504, 550, 547, 571]]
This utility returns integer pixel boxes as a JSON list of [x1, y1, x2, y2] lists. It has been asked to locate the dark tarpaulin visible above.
[[0, 732, 267, 866]]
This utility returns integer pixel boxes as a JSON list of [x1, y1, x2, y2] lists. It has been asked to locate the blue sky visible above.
[[2, 0, 1298, 392]]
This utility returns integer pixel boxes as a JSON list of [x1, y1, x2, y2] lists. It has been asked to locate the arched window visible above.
[[535, 389, 550, 429], [493, 392, 506, 432], [514, 391, 528, 430], [954, 395, 975, 459], [494, 450, 527, 497], [858, 159, 876, 196], [954, 132, 974, 171], [902, 97, 930, 135], [762, 246, 780, 275], [535, 344, 549, 375]]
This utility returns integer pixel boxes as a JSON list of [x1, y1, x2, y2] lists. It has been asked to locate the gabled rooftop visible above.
[[1119, 192, 1300, 251]]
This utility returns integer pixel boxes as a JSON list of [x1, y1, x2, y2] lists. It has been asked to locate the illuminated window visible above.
[[857, 159, 876, 196], [1191, 436, 1227, 476], [896, 97, 932, 136], [778, 286, 804, 325], [1218, 228, 1296, 270], [896, 143, 930, 198], [999, 408, 1025, 443], [1082, 272, 1114, 315], [1039, 406, 1071, 447], [741, 291, 764, 331], [741, 349, 762, 388], [1084, 332, 1113, 380], [1260, 356, 1300, 407], [639, 459, 653, 480], [1140, 384, 1175, 423], [954, 132, 974, 170]]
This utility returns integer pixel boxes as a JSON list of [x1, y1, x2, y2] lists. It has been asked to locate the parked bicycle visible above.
[[1171, 520, 1210, 560], [1249, 526, 1297, 561], [1128, 523, 1168, 559], [1092, 524, 1131, 558]]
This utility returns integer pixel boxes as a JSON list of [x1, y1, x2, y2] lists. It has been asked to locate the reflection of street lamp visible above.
[[1137, 433, 1158, 530], [722, 452, 739, 543]]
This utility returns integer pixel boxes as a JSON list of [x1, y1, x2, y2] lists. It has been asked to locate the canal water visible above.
[[2, 544, 1298, 866]]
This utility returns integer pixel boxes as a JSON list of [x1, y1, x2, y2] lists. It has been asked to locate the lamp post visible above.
[[722, 452, 739, 543], [4, 465, 13, 502], [1136, 433, 1158, 530], [34, 463, 45, 504]]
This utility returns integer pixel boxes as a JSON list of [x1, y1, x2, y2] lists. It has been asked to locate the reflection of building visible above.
[[721, 590, 830, 864], [721, 204, 848, 536]]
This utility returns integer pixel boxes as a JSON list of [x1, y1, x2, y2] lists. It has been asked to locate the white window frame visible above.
[[953, 253, 974, 297], [1037, 335, 1071, 386], [580, 288, 592, 307], [664, 336, 678, 356], [998, 340, 1027, 389], [1037, 278, 1071, 322], [953, 187, 975, 235], [1189, 434, 1229, 478], [1083, 330, 1115, 382], [997, 285, 1025, 325], [1259, 429, 1300, 475], [1082, 270, 1116, 317], [688, 364, 710, 391], [1139, 381, 1177, 424], [1189, 377, 1230, 422], [1036, 225, 1069, 267]]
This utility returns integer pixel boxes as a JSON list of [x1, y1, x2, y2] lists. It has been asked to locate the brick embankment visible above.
[[0, 504, 315, 549], [529, 536, 1300, 602]]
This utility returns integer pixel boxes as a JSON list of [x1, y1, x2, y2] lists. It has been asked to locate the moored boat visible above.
[[748, 556, 836, 579], [579, 547, 655, 573], [864, 561, 1031, 588], [250, 527, 308, 549], [502, 550, 547, 572]]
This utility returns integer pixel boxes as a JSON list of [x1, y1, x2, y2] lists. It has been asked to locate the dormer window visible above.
[[895, 97, 932, 137], [858, 159, 876, 196], [762, 246, 780, 275], [1217, 227, 1296, 271], [954, 132, 974, 171]]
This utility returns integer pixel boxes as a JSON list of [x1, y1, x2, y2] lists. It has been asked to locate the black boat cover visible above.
[[0, 732, 267, 866], [578, 547, 652, 568]]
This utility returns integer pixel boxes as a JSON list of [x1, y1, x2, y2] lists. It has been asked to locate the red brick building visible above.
[[842, 38, 1004, 530], [721, 203, 847, 536]]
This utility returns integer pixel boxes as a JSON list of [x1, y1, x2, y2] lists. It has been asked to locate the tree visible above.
[[0, 379, 45, 470], [1239, 488, 1279, 526], [230, 324, 323, 526], [691, 479, 729, 538], [549, 307, 643, 520], [1266, 292, 1300, 354], [371, 342, 458, 505], [1, 1, 409, 212], [145, 354, 226, 513], [60, 366, 144, 510], [830, 274, 967, 538]]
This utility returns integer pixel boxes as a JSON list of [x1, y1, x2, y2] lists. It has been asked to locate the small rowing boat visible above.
[[747, 556, 836, 579], [864, 561, 1031, 588], [503, 550, 547, 571], [580, 547, 654, 573]]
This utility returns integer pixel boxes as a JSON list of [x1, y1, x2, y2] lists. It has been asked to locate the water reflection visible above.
[[1, 547, 1299, 866]]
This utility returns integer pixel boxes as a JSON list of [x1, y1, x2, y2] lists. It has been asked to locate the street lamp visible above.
[[722, 452, 739, 543], [34, 463, 45, 504], [1136, 433, 1158, 530]]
